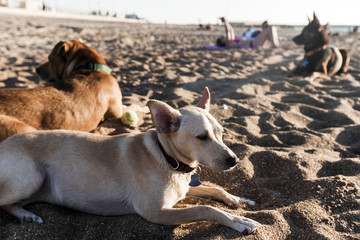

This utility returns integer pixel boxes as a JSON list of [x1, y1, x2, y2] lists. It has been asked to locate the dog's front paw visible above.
[[305, 72, 331, 81], [239, 197, 256, 206], [224, 194, 256, 207], [286, 71, 295, 77], [231, 216, 261, 235]]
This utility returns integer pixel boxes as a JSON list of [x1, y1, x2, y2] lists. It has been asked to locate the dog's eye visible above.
[[197, 134, 209, 141]]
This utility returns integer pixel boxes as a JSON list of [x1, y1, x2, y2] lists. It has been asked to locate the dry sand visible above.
[[0, 12, 359, 240]]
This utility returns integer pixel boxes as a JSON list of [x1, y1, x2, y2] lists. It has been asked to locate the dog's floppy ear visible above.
[[197, 87, 211, 111], [147, 100, 181, 133], [58, 41, 71, 57], [50, 40, 71, 60]]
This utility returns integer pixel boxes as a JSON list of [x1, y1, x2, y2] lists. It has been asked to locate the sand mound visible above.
[[0, 13, 359, 239]]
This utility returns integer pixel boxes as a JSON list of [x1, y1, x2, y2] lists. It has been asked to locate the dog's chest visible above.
[[163, 174, 191, 207], [304, 48, 332, 72]]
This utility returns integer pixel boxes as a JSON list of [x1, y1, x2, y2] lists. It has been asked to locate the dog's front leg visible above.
[[142, 206, 261, 234], [306, 62, 331, 81], [187, 186, 255, 207]]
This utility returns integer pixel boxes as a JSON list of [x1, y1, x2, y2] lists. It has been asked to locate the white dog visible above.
[[0, 87, 261, 234]]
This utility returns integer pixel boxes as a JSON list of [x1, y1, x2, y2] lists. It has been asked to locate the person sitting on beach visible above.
[[199, 23, 213, 30], [216, 18, 280, 49]]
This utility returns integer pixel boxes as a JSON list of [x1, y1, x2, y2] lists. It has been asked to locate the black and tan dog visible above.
[[0, 40, 123, 142], [292, 13, 350, 80]]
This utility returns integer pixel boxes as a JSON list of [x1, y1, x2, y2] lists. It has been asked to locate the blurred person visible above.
[[217, 18, 279, 48]]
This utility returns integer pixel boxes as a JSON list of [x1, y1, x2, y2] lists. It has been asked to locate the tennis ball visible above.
[[121, 111, 138, 126]]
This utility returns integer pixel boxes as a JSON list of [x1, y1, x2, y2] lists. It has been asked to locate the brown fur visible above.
[[0, 40, 123, 142]]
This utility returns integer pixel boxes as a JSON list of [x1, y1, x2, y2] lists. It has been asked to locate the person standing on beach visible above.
[[217, 17, 280, 49]]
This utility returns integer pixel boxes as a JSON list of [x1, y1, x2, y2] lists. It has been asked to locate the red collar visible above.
[[157, 140, 195, 173]]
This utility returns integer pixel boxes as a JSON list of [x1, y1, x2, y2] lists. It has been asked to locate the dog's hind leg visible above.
[[141, 206, 261, 234], [338, 48, 350, 73], [2, 204, 43, 224], [0, 115, 37, 142], [0, 152, 45, 223], [187, 186, 255, 207]]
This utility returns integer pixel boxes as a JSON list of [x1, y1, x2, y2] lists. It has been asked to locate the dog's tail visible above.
[[338, 48, 350, 74]]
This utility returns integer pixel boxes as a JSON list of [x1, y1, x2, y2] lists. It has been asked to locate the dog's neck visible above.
[[157, 140, 195, 173], [305, 30, 329, 57], [305, 45, 328, 57], [77, 62, 112, 75]]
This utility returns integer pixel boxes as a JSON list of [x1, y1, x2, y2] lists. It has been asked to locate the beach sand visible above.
[[0, 12, 359, 240]]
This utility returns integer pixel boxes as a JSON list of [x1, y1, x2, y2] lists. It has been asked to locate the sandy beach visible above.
[[0, 11, 359, 240]]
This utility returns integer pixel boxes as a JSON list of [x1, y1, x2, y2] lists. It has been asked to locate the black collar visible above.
[[157, 140, 195, 173]]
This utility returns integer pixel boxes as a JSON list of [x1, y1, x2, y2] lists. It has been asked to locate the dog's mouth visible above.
[[35, 67, 57, 83], [206, 156, 238, 171]]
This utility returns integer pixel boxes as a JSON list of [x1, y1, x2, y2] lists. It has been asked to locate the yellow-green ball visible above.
[[121, 111, 138, 126]]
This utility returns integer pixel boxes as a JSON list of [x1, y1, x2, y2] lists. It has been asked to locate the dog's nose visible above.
[[35, 67, 40, 74], [226, 156, 237, 167]]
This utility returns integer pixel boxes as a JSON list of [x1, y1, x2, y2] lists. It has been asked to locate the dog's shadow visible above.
[[0, 203, 179, 239]]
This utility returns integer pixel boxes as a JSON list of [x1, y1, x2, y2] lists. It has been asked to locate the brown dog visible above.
[[0, 40, 123, 142], [292, 13, 350, 81]]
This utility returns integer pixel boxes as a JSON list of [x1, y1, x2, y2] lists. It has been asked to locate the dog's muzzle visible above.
[[292, 35, 304, 45]]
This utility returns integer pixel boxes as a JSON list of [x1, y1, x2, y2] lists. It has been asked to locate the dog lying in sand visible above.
[[292, 13, 350, 81], [0, 87, 260, 235], [0, 40, 123, 142]]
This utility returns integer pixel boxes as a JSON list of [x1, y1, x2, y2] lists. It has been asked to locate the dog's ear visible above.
[[147, 100, 181, 133], [197, 87, 211, 111], [76, 38, 84, 43], [313, 12, 320, 25], [54, 40, 72, 59], [60, 41, 71, 57], [307, 16, 311, 23]]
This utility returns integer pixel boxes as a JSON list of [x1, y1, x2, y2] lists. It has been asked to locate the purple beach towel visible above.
[[206, 45, 252, 50]]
